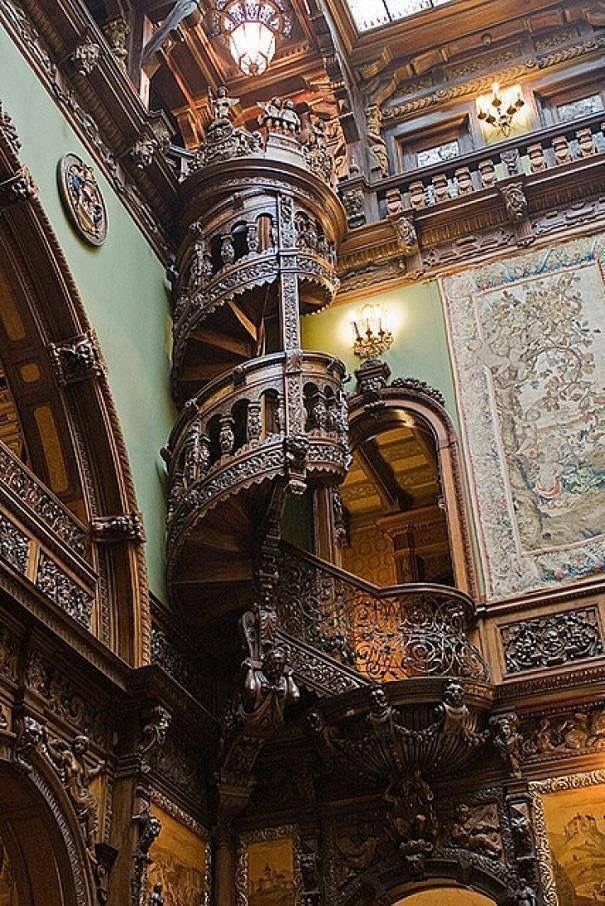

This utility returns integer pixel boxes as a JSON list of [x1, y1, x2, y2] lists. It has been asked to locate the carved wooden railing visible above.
[[166, 352, 349, 543], [274, 545, 489, 684], [0, 444, 95, 627], [377, 111, 605, 213]]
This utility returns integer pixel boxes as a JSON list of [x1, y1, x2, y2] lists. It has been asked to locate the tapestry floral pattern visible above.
[[441, 237, 605, 599]]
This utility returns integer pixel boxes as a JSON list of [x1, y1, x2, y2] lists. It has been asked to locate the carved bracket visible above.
[[0, 166, 38, 211], [92, 512, 146, 544], [49, 330, 105, 385]]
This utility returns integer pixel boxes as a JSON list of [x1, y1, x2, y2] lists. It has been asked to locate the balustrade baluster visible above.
[[527, 143, 547, 173], [454, 166, 473, 196], [408, 180, 426, 209], [247, 403, 262, 445], [552, 134, 572, 166], [431, 173, 449, 204], [218, 415, 235, 455], [478, 159, 496, 188], [576, 127, 596, 158]]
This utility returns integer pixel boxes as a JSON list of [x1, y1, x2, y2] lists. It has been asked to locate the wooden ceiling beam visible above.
[[357, 438, 415, 511]]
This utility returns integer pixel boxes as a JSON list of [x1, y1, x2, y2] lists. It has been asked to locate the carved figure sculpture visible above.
[[490, 712, 523, 777], [439, 680, 470, 736], [241, 646, 300, 734], [385, 770, 436, 864], [365, 105, 389, 178], [515, 880, 537, 906], [44, 732, 104, 859], [210, 85, 239, 123]]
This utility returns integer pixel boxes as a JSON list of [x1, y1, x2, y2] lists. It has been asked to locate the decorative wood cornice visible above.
[[0, 0, 176, 261]]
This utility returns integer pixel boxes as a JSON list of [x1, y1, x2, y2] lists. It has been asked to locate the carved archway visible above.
[[0, 105, 149, 664], [347, 359, 477, 597], [0, 759, 96, 906], [341, 857, 516, 906]]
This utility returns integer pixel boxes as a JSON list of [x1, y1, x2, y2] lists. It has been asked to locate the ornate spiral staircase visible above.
[[165, 94, 350, 650]]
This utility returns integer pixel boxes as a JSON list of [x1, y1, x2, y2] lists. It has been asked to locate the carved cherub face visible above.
[[72, 736, 89, 755], [369, 687, 388, 712], [444, 681, 465, 707], [263, 647, 286, 680]]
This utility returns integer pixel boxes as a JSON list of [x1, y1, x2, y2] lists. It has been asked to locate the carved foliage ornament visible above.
[[500, 606, 603, 674], [57, 154, 107, 246]]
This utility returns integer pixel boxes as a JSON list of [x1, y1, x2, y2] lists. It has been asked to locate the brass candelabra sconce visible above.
[[477, 82, 525, 137], [352, 303, 393, 359]]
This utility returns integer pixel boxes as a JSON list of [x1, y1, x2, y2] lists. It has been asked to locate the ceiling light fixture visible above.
[[212, 0, 291, 77]]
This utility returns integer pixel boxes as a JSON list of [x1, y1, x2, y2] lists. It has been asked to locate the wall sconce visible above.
[[477, 82, 525, 137], [352, 303, 393, 359]]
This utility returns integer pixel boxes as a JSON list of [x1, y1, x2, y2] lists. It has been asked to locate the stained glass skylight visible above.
[[346, 0, 453, 33]]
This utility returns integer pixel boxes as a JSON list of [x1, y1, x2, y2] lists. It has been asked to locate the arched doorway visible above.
[[0, 762, 93, 906], [394, 888, 496, 905], [343, 373, 476, 596], [340, 412, 454, 587]]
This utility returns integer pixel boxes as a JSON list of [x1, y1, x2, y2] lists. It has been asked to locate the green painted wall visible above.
[[1, 27, 175, 600], [302, 281, 459, 422]]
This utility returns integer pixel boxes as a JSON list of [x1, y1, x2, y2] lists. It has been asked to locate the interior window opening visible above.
[[339, 417, 453, 587]]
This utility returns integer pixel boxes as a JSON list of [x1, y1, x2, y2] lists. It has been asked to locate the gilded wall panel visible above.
[[442, 237, 605, 599], [530, 771, 605, 905], [147, 804, 209, 906], [235, 826, 302, 905]]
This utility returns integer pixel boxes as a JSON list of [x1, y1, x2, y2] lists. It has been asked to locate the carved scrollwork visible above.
[[35, 552, 94, 627], [273, 547, 489, 683], [0, 445, 88, 556]]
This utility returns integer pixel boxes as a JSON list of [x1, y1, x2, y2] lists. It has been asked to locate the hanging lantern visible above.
[[212, 0, 291, 77]]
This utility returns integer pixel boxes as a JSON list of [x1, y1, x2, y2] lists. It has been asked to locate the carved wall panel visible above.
[[341, 521, 396, 587], [499, 606, 604, 675], [442, 235, 605, 600]]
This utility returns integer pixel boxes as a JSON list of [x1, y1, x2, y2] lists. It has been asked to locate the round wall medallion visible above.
[[57, 154, 107, 246]]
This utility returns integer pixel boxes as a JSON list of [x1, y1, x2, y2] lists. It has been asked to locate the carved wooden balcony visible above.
[[165, 352, 349, 619], [0, 443, 95, 628], [338, 111, 605, 296], [273, 545, 489, 691]]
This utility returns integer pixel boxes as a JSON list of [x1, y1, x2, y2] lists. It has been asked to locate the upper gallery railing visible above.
[[273, 544, 489, 683], [376, 111, 605, 214]]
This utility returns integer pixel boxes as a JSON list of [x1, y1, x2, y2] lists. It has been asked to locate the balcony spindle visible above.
[[454, 166, 473, 196], [409, 180, 426, 209], [432, 173, 449, 204], [478, 159, 496, 188], [527, 143, 547, 173], [552, 134, 572, 166], [247, 403, 262, 445], [219, 415, 235, 456], [576, 127, 596, 158]]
